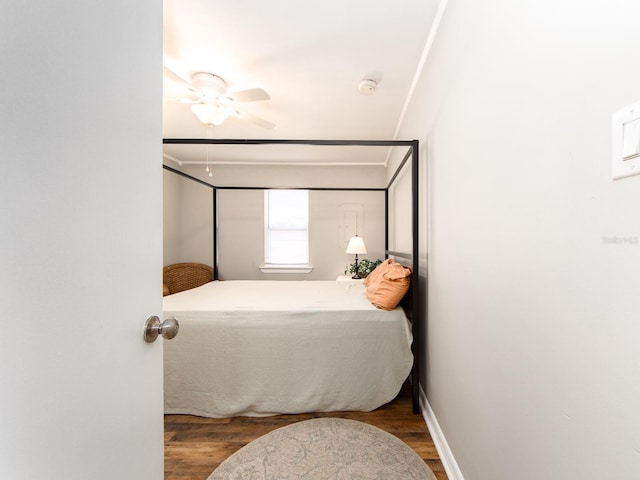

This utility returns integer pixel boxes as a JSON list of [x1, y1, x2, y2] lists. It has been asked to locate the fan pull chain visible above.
[[206, 126, 213, 177]]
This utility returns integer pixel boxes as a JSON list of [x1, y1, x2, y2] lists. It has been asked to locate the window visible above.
[[263, 190, 310, 271]]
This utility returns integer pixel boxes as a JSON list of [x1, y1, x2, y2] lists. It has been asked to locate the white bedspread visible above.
[[162, 280, 413, 417]]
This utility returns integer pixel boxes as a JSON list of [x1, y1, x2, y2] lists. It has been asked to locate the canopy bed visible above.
[[162, 138, 420, 417]]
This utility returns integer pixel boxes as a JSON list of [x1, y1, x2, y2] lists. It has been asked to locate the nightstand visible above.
[[336, 275, 363, 281]]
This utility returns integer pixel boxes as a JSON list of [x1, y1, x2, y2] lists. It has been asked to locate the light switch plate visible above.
[[612, 100, 640, 180]]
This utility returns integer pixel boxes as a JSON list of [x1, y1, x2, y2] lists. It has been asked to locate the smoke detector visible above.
[[357, 79, 377, 95]]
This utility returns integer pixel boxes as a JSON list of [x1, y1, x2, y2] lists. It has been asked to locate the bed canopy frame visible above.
[[163, 137, 421, 413]]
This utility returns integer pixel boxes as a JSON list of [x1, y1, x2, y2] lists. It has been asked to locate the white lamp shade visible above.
[[191, 104, 228, 126], [346, 236, 367, 254]]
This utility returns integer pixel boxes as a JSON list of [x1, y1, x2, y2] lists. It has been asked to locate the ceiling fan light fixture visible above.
[[191, 72, 227, 98], [165, 65, 274, 129], [191, 104, 228, 126]]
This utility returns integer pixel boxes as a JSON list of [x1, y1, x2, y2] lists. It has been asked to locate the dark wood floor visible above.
[[165, 382, 448, 480]]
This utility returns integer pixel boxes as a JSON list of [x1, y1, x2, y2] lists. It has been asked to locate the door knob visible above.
[[143, 316, 179, 343]]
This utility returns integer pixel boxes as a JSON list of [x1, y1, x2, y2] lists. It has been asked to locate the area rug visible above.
[[209, 417, 437, 480]]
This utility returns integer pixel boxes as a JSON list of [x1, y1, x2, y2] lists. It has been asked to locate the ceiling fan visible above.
[[163, 66, 275, 129]]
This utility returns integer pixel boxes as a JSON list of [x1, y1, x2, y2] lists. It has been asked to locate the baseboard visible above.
[[419, 385, 465, 480]]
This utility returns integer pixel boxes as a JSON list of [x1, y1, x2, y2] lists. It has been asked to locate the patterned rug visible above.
[[209, 417, 437, 480]]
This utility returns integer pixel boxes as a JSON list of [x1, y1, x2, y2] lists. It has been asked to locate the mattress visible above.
[[162, 280, 413, 417]]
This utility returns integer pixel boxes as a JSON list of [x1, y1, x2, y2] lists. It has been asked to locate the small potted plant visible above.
[[345, 258, 382, 278]]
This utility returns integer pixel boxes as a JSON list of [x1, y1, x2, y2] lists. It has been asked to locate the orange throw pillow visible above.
[[365, 259, 411, 310], [363, 258, 391, 288]]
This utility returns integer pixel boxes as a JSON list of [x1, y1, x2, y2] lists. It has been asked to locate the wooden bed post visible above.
[[383, 141, 421, 414], [213, 187, 218, 281], [411, 140, 420, 414], [384, 188, 389, 254]]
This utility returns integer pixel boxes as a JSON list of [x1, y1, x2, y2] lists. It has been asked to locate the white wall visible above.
[[387, 161, 415, 255], [216, 189, 386, 280], [163, 163, 388, 279], [163, 169, 214, 266], [397, 0, 640, 478], [176, 162, 388, 188]]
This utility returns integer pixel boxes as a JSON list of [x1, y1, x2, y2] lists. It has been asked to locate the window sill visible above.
[[259, 264, 314, 274]]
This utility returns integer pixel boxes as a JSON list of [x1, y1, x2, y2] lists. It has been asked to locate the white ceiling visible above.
[[162, 0, 439, 167]]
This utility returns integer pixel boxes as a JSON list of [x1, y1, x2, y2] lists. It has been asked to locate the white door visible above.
[[0, 2, 164, 479]]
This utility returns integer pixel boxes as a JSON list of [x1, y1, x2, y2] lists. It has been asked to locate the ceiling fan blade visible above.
[[167, 97, 201, 104], [231, 88, 270, 103], [163, 66, 193, 88], [230, 108, 275, 129]]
